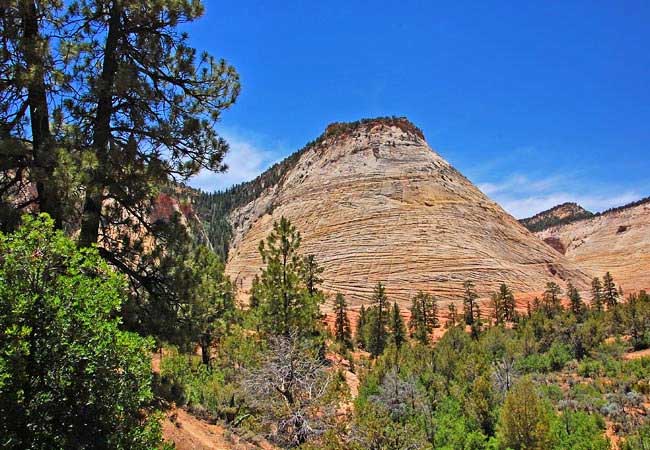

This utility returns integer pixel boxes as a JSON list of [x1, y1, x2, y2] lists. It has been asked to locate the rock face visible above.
[[520, 202, 593, 232], [225, 118, 590, 309], [536, 199, 650, 292]]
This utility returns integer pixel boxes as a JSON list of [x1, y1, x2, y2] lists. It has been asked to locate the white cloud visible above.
[[188, 131, 279, 192], [477, 173, 644, 219], [495, 191, 642, 219]]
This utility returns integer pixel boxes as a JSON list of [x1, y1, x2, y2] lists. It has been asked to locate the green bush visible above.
[[159, 349, 243, 423], [577, 359, 605, 378], [0, 214, 161, 449]]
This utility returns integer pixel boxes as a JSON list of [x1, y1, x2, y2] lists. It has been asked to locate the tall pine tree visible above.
[[256, 217, 321, 336], [356, 304, 367, 349], [333, 293, 352, 349], [408, 291, 438, 344], [567, 281, 585, 320], [463, 280, 479, 325], [602, 272, 619, 309], [367, 282, 388, 357], [389, 302, 406, 349], [591, 277, 604, 312]]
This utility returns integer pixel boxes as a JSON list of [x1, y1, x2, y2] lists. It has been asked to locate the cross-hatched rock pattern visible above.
[[537, 200, 650, 293], [225, 119, 590, 310]]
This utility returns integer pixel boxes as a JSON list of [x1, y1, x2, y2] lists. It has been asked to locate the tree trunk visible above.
[[20, 0, 62, 227], [79, 1, 121, 247], [200, 336, 211, 367]]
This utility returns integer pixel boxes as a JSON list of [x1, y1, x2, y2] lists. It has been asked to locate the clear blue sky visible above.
[[187, 0, 650, 218]]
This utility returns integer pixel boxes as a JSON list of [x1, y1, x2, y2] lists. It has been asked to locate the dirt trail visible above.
[[623, 348, 650, 360]]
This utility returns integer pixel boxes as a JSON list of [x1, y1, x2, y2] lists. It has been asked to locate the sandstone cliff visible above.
[[224, 118, 590, 309], [536, 199, 650, 292]]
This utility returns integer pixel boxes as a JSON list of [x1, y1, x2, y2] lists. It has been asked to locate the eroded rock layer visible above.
[[537, 200, 650, 292], [225, 119, 590, 309]]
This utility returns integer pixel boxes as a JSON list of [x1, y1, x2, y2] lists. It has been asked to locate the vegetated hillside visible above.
[[536, 197, 650, 292], [210, 117, 589, 308], [520, 202, 594, 232]]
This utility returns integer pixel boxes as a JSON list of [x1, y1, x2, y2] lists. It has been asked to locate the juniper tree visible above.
[[463, 280, 479, 325], [591, 277, 604, 312], [256, 217, 321, 337], [333, 293, 352, 349], [602, 272, 619, 309], [389, 302, 407, 349], [367, 282, 389, 357]]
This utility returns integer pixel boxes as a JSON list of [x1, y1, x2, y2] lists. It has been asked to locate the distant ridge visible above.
[[536, 196, 650, 292], [520, 202, 593, 232], [522, 196, 650, 232]]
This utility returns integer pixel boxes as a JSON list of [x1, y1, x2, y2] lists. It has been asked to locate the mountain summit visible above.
[[223, 118, 589, 308], [520, 202, 593, 232]]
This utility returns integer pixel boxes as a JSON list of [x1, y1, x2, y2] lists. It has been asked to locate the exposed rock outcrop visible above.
[[537, 199, 650, 292], [224, 118, 590, 309]]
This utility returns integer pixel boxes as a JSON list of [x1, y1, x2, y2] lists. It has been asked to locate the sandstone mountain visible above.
[[218, 117, 589, 309], [520, 202, 593, 232], [536, 198, 650, 292]]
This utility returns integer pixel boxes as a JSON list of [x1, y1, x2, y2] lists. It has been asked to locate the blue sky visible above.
[[186, 1, 650, 218]]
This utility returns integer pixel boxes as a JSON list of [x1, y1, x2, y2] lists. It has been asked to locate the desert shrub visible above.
[[159, 349, 244, 423], [622, 423, 650, 450], [549, 411, 609, 450], [569, 383, 606, 413], [578, 358, 605, 378]]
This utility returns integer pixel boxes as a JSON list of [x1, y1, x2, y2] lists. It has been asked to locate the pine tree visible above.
[[430, 295, 440, 328], [389, 302, 407, 348], [249, 274, 262, 309], [491, 292, 504, 325], [446, 303, 458, 328], [499, 283, 516, 322], [356, 304, 367, 349], [470, 304, 483, 339], [367, 282, 389, 357], [257, 217, 321, 336], [75, 0, 240, 248], [543, 282, 563, 315], [183, 246, 236, 366], [567, 281, 585, 320], [463, 280, 479, 325], [591, 277, 604, 312], [408, 291, 436, 344], [603, 272, 619, 309], [301, 255, 324, 296], [333, 293, 352, 349]]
